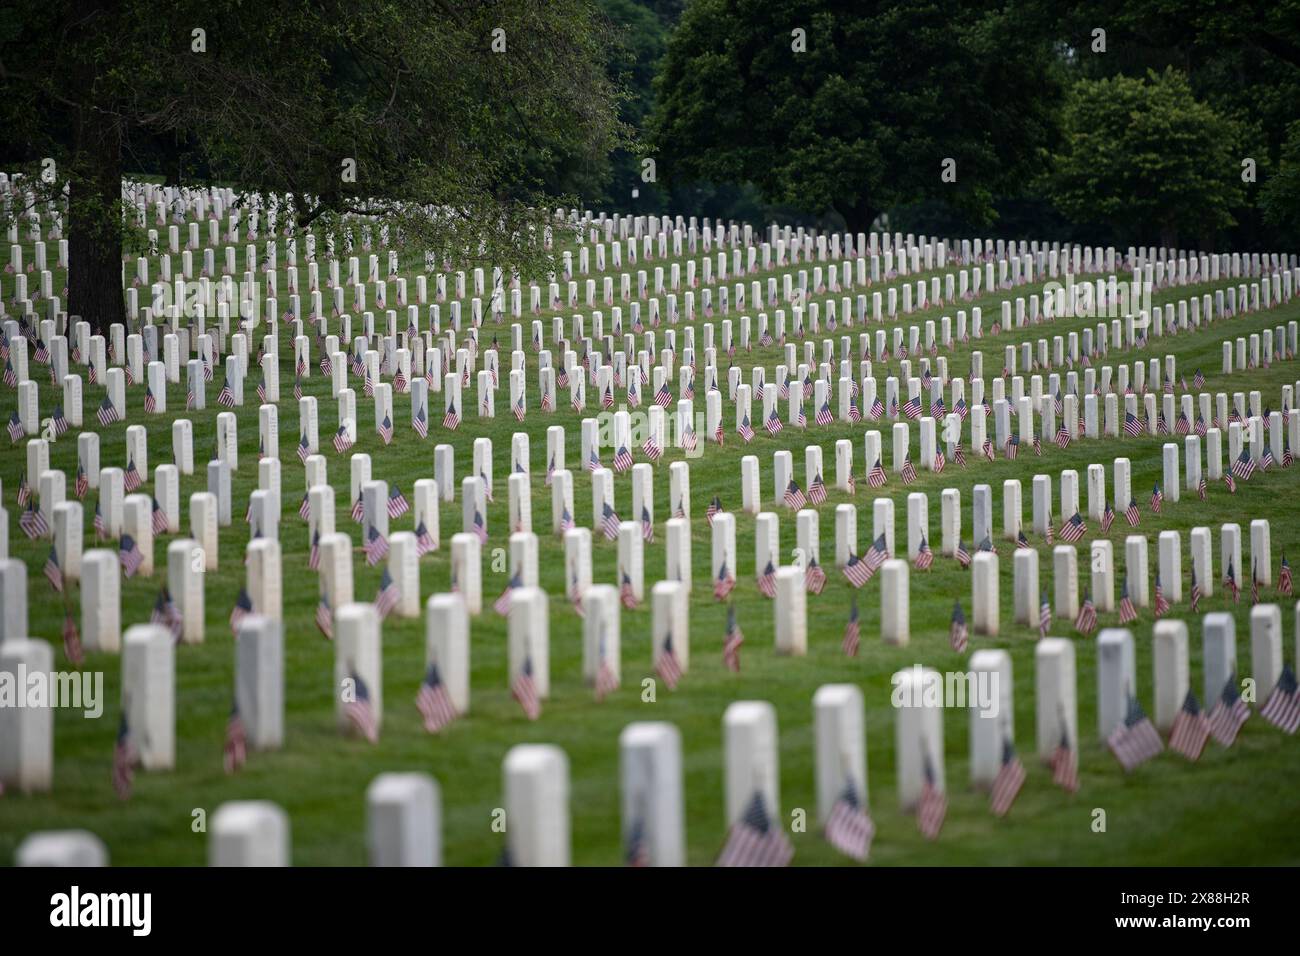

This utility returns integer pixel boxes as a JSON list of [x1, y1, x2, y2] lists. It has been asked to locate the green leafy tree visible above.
[[1260, 121, 1300, 235], [648, 0, 1062, 232], [1047, 68, 1243, 248], [0, 0, 627, 332]]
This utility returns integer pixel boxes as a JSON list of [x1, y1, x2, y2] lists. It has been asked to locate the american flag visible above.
[[19, 501, 48, 539], [1168, 689, 1210, 761], [374, 568, 401, 619], [983, 438, 995, 461], [1060, 512, 1087, 543], [598, 501, 620, 540], [442, 399, 460, 430], [344, 670, 379, 742], [738, 413, 755, 442], [1225, 560, 1240, 603], [96, 397, 119, 426], [842, 599, 861, 656], [298, 491, 312, 522], [1189, 565, 1202, 613], [480, 470, 494, 503], [1207, 675, 1250, 746], [723, 604, 744, 672], [112, 713, 136, 800], [655, 631, 683, 690], [387, 485, 410, 519], [1153, 572, 1171, 617], [332, 426, 353, 454], [1051, 717, 1079, 793], [316, 592, 334, 639], [949, 600, 968, 652], [1039, 590, 1051, 638], [867, 457, 887, 488], [613, 444, 633, 472], [352, 493, 366, 523], [1195, 414, 1207, 437], [594, 625, 620, 701], [1123, 411, 1142, 437], [1150, 483, 1163, 513], [757, 559, 778, 598], [900, 455, 917, 483], [43, 544, 63, 592], [417, 663, 459, 733], [377, 413, 394, 445], [804, 556, 826, 594], [902, 395, 921, 420], [1122, 497, 1141, 526], [869, 395, 884, 419], [714, 561, 736, 600], [93, 502, 106, 539], [1224, 469, 1237, 494], [654, 382, 672, 406], [916, 748, 947, 840], [1107, 694, 1164, 771], [587, 446, 602, 472], [224, 701, 248, 774], [1016, 529, 1032, 550], [815, 401, 834, 426], [413, 404, 428, 438], [825, 777, 874, 861], [217, 378, 235, 407], [808, 472, 827, 505], [716, 791, 794, 867], [1285, 437, 1295, 468], [1193, 368, 1205, 388], [75, 465, 88, 499], [149, 587, 183, 642], [1231, 449, 1255, 481], [51, 405, 69, 437], [1118, 578, 1137, 624], [1004, 434, 1020, 461], [978, 534, 997, 556], [1251, 560, 1261, 605], [989, 737, 1026, 817], [1100, 501, 1115, 533], [705, 495, 723, 524], [1279, 554, 1293, 596], [118, 534, 144, 578], [776, 477, 806, 511], [365, 526, 390, 565], [123, 459, 142, 492], [1074, 590, 1097, 634], [228, 587, 253, 635], [955, 538, 972, 569], [512, 655, 542, 720], [615, 569, 638, 609], [62, 611, 84, 667], [296, 433, 311, 463], [1259, 665, 1300, 734], [914, 535, 934, 570], [765, 408, 783, 435]]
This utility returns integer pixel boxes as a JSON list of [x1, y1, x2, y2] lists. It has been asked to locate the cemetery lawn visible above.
[[3, 244, 1300, 866]]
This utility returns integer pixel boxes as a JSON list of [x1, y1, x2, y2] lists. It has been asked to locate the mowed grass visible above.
[[3, 235, 1300, 866]]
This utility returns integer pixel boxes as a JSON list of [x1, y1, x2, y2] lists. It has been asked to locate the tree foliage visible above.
[[648, 0, 1062, 232], [1046, 68, 1243, 248], [0, 0, 628, 329]]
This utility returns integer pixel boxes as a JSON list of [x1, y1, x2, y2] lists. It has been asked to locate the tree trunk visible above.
[[66, 1, 125, 337]]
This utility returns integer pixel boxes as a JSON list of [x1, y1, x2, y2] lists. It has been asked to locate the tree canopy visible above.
[[0, 0, 628, 330], [648, 0, 1063, 232], [1045, 68, 1243, 248]]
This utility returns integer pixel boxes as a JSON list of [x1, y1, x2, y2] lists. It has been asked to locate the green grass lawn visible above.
[[3, 234, 1299, 865]]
